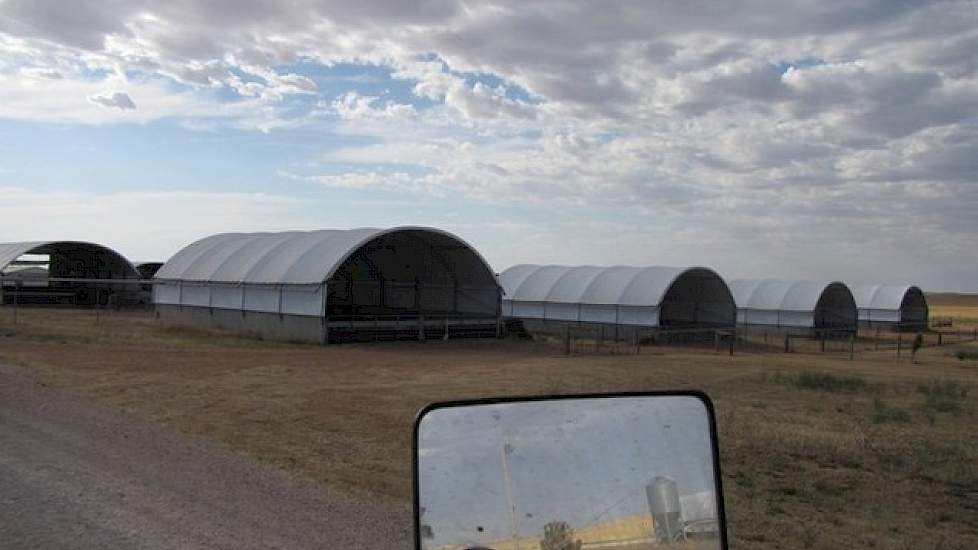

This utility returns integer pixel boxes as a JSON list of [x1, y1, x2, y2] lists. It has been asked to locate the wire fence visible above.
[[511, 321, 978, 360]]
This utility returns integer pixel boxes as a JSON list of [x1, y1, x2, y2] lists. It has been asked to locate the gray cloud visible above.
[[88, 91, 136, 110]]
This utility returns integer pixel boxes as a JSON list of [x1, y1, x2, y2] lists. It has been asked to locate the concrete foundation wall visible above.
[[157, 304, 324, 343], [157, 304, 500, 344]]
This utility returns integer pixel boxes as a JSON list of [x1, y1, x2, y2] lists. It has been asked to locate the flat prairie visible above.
[[1, 304, 976, 550]]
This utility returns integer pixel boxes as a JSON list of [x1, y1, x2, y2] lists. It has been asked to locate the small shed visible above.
[[850, 284, 928, 330], [729, 279, 858, 333], [0, 241, 140, 305], [135, 262, 165, 279], [498, 265, 737, 337]]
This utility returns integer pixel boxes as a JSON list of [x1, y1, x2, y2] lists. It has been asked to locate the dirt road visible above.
[[0, 362, 411, 550]]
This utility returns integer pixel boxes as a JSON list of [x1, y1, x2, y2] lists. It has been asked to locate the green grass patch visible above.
[[873, 398, 911, 424], [794, 370, 871, 393], [917, 380, 969, 414]]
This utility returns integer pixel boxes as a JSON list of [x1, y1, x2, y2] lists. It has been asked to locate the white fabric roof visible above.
[[0, 242, 47, 273], [849, 284, 924, 310], [499, 264, 709, 306], [0, 241, 137, 276], [729, 279, 849, 311], [155, 227, 494, 285]]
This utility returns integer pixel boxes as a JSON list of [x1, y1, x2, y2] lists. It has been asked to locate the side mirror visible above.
[[414, 392, 727, 550]]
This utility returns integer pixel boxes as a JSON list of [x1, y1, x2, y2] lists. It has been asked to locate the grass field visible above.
[[1, 304, 977, 549], [928, 292, 978, 326]]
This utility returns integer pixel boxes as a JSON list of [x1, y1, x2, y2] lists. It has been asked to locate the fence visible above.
[[506, 322, 735, 356], [0, 277, 154, 326], [511, 319, 978, 360]]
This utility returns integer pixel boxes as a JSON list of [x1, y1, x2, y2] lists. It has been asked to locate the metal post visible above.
[[12, 280, 19, 325], [820, 330, 826, 353], [937, 332, 943, 346], [417, 281, 424, 342], [714, 331, 721, 353], [95, 288, 101, 325], [897, 333, 902, 357], [634, 329, 640, 355], [784, 333, 790, 353], [729, 329, 735, 356], [849, 332, 855, 361], [564, 326, 571, 356]]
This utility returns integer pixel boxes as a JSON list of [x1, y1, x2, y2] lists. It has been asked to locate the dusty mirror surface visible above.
[[417, 395, 723, 550]]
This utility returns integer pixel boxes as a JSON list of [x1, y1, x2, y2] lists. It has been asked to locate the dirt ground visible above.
[[1, 303, 977, 550]]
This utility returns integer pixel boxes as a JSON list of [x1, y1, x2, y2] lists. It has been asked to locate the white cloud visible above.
[[0, 187, 309, 262], [0, 1, 977, 289], [330, 91, 416, 120]]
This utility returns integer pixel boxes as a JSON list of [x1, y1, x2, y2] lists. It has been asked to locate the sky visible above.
[[417, 396, 718, 548], [0, 1, 976, 291]]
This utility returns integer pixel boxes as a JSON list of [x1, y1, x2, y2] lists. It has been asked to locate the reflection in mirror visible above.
[[417, 395, 723, 550]]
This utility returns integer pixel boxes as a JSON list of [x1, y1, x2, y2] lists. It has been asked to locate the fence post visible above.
[[729, 329, 735, 356], [937, 332, 943, 346], [564, 326, 571, 356], [634, 329, 640, 355], [820, 330, 826, 353], [715, 331, 721, 353], [12, 280, 19, 325], [784, 333, 790, 353], [849, 332, 855, 361], [897, 334, 902, 357]]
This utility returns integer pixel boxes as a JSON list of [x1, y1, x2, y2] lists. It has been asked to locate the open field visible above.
[[1, 304, 977, 549], [928, 292, 978, 326]]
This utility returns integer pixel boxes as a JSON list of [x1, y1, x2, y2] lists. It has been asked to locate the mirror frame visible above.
[[413, 390, 729, 550]]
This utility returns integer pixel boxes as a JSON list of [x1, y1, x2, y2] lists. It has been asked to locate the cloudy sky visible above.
[[1, 1, 976, 291]]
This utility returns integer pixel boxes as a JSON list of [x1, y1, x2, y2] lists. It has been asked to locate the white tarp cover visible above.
[[154, 227, 498, 318], [850, 284, 928, 324], [0, 241, 138, 277], [729, 279, 857, 328], [502, 265, 690, 306], [499, 264, 735, 327]]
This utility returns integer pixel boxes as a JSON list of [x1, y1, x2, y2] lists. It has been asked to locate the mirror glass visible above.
[[416, 395, 724, 550]]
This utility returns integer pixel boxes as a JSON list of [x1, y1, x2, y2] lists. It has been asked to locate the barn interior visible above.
[[0, 242, 140, 306]]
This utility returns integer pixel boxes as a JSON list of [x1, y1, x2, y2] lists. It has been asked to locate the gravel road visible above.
[[0, 362, 412, 549]]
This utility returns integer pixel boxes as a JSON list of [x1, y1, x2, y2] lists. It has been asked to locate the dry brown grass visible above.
[[1, 305, 977, 549], [928, 292, 978, 327]]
